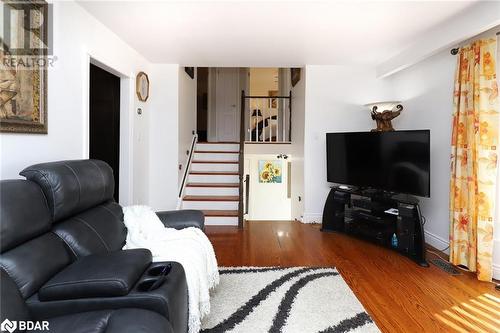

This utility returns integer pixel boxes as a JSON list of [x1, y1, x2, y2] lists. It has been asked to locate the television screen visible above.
[[326, 130, 430, 197]]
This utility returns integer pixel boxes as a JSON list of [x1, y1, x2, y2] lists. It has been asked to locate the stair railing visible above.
[[177, 133, 198, 209], [242, 91, 292, 143], [238, 91, 245, 227]]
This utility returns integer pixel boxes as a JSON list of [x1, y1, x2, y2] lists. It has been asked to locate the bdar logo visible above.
[[0, 319, 16, 333]]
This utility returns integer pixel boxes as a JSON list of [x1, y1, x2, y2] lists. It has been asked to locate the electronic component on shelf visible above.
[[321, 186, 429, 267], [384, 208, 399, 215]]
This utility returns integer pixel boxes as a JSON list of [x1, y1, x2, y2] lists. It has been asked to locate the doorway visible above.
[[215, 68, 240, 142], [244, 153, 292, 220], [197, 67, 208, 142], [89, 63, 120, 201]]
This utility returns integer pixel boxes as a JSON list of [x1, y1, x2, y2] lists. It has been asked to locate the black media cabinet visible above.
[[321, 186, 429, 267]]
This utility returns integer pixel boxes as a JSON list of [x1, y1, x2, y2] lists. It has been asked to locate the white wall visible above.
[[302, 39, 499, 279], [386, 33, 500, 279], [147, 64, 180, 211], [302, 65, 391, 223], [245, 153, 291, 220], [290, 70, 305, 221], [0, 1, 150, 206], [385, 50, 455, 250], [377, 1, 500, 77], [249, 68, 279, 109], [178, 68, 197, 184], [0, 1, 180, 210], [249, 68, 279, 94]]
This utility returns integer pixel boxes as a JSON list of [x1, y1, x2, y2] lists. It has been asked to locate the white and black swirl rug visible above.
[[201, 267, 379, 333]]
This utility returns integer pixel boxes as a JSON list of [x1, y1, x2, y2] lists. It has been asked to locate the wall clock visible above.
[[136, 71, 150, 102]]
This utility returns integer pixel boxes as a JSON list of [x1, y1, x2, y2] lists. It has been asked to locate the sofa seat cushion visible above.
[[38, 249, 152, 301], [35, 309, 173, 333]]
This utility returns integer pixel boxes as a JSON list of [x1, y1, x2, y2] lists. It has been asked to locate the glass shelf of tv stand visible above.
[[343, 210, 397, 246]]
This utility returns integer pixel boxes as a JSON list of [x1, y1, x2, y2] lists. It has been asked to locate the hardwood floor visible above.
[[206, 221, 500, 333]]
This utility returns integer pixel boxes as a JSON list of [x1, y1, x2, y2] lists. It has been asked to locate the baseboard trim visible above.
[[301, 213, 322, 224], [424, 230, 450, 254], [493, 239, 500, 280], [493, 263, 500, 281]]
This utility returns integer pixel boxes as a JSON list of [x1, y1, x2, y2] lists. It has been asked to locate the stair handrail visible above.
[[177, 133, 198, 209], [238, 90, 246, 227]]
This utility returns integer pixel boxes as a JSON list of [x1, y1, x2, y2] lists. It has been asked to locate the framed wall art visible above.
[[0, 1, 48, 133]]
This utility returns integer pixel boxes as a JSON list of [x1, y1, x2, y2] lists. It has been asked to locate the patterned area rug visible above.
[[201, 267, 379, 333]]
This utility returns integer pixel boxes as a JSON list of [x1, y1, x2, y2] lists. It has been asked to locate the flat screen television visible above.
[[326, 130, 430, 197]]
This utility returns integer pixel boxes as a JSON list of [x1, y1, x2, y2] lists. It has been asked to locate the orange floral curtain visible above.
[[449, 37, 499, 281]]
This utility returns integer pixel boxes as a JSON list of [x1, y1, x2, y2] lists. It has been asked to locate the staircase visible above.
[[181, 142, 240, 226]]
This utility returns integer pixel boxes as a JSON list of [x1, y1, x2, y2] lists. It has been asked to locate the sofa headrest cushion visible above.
[[20, 159, 114, 221], [0, 180, 52, 253]]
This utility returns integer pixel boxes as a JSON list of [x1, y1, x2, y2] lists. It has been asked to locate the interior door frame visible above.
[[82, 51, 134, 206], [207, 67, 247, 142], [215, 68, 239, 142]]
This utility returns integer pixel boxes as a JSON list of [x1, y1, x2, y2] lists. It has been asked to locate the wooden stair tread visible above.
[[189, 171, 239, 175], [194, 151, 239, 154], [197, 142, 239, 144], [202, 210, 239, 217], [187, 183, 239, 188], [183, 195, 239, 201], [192, 160, 238, 164]]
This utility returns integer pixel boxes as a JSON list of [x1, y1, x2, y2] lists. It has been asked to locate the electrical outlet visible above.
[[178, 164, 182, 170]]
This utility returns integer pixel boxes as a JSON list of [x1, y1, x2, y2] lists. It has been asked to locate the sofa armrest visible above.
[[38, 249, 152, 301], [156, 210, 205, 231]]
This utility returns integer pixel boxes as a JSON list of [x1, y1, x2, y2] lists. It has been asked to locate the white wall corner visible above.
[[302, 212, 322, 224], [493, 263, 500, 281], [377, 1, 500, 78], [493, 239, 500, 280], [424, 230, 450, 254]]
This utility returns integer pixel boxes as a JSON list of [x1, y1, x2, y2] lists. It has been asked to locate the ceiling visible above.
[[78, 1, 479, 67]]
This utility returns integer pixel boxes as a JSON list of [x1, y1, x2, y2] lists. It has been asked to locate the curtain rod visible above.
[[451, 31, 499, 55]]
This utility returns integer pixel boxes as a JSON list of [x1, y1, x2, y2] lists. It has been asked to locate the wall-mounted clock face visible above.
[[136, 71, 149, 102]]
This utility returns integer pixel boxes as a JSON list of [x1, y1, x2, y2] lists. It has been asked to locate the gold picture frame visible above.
[[136, 71, 150, 102], [0, 1, 48, 134]]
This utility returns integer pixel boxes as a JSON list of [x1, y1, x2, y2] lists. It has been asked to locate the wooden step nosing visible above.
[[202, 210, 239, 217], [189, 171, 239, 175], [192, 160, 239, 164], [197, 142, 239, 144], [183, 196, 239, 202], [194, 151, 239, 154], [205, 215, 239, 218], [186, 183, 239, 188]]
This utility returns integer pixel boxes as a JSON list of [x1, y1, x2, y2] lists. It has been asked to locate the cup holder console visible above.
[[148, 265, 171, 277], [137, 278, 160, 292], [137, 263, 172, 292]]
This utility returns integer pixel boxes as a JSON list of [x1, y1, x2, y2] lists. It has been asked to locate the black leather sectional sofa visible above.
[[0, 160, 205, 333]]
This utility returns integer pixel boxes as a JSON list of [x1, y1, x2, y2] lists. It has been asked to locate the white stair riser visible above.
[[191, 163, 238, 172], [195, 143, 239, 152], [205, 216, 239, 226], [185, 187, 239, 196], [194, 153, 239, 161], [182, 201, 238, 210], [188, 174, 239, 183]]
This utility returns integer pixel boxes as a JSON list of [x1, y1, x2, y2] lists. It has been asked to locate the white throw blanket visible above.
[[122, 205, 219, 333]]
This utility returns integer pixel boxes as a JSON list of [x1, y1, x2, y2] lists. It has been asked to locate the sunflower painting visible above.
[[258, 160, 282, 183]]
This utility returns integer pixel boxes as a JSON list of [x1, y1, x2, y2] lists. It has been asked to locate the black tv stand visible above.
[[321, 186, 429, 267]]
